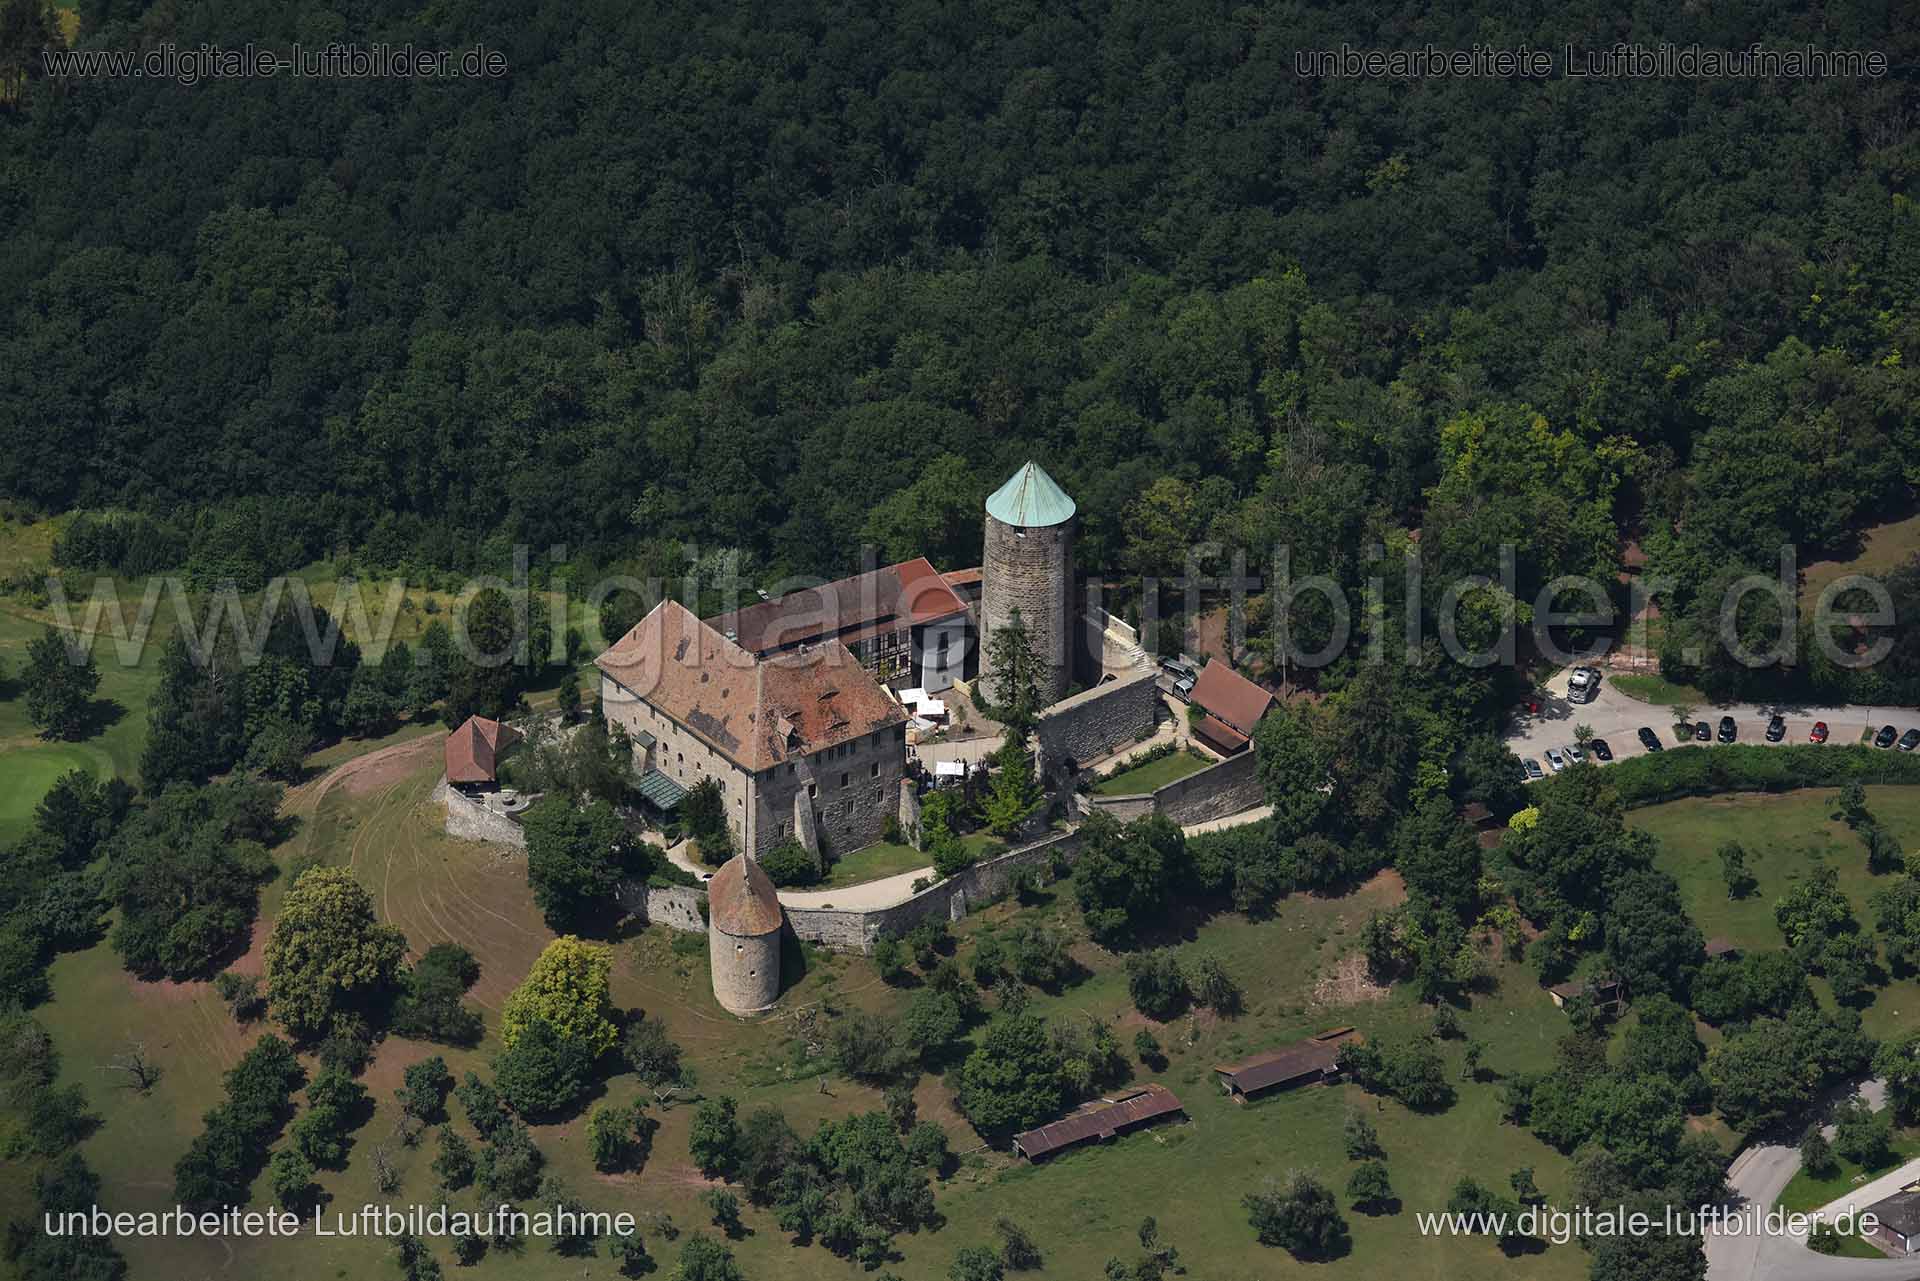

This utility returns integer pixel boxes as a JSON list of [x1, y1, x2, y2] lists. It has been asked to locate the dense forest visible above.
[[2, 0, 1919, 700]]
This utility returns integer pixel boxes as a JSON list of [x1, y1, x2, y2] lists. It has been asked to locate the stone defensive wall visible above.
[[1085, 748, 1262, 827], [1034, 667, 1159, 774], [435, 779, 528, 848], [618, 829, 1081, 953]]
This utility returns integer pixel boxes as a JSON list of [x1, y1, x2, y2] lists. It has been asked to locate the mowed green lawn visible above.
[[0, 596, 168, 840], [1092, 750, 1212, 795], [0, 742, 102, 841]]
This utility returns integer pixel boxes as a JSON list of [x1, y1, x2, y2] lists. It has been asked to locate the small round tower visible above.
[[980, 460, 1077, 707], [707, 852, 782, 1015]]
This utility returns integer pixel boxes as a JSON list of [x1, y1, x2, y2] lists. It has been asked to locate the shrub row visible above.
[[1601, 745, 1920, 808]]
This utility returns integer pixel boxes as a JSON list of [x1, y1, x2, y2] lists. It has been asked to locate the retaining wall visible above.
[[1153, 749, 1262, 825], [436, 780, 528, 848], [616, 882, 707, 932], [786, 829, 1081, 949], [615, 830, 1082, 952], [1084, 749, 1262, 827], [1035, 668, 1159, 773]]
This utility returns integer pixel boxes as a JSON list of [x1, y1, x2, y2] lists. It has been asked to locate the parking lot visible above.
[[1503, 668, 1920, 778]]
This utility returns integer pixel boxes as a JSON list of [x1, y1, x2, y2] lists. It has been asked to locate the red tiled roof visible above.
[[709, 852, 783, 936], [445, 716, 521, 784], [1190, 660, 1274, 736], [1194, 713, 1250, 755], [706, 558, 966, 657], [595, 601, 906, 773], [941, 567, 983, 587], [1012, 1085, 1184, 1159]]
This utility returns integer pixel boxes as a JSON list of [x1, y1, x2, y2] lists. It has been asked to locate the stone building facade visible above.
[[706, 556, 977, 694], [979, 461, 1077, 706], [596, 600, 908, 860]]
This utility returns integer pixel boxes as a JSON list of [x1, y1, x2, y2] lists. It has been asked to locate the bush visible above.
[[391, 943, 485, 1045], [1124, 950, 1189, 1021], [758, 839, 819, 887], [1600, 745, 1920, 809], [623, 1014, 684, 1085], [688, 1097, 740, 1178], [493, 1018, 597, 1118], [832, 1010, 911, 1082], [1243, 1172, 1350, 1259], [589, 1100, 651, 1172], [397, 1057, 455, 1123], [871, 935, 910, 985], [213, 971, 266, 1023]]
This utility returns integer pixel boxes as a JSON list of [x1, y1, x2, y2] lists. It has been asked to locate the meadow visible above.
[[9, 496, 1917, 1280], [17, 737, 1604, 1281]]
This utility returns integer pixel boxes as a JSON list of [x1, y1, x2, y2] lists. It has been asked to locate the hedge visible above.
[[1596, 745, 1920, 808]]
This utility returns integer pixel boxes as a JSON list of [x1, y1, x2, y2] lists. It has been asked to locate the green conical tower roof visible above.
[[985, 461, 1076, 528]]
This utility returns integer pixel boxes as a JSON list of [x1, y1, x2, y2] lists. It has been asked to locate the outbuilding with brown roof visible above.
[[1214, 1028, 1358, 1101], [1188, 660, 1274, 754], [1011, 1085, 1186, 1160], [445, 715, 522, 787]]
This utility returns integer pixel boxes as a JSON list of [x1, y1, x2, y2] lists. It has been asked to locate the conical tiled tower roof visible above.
[[985, 461, 1076, 528], [708, 851, 782, 936]]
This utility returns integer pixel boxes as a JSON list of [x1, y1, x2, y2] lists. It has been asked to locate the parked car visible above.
[[1160, 657, 1197, 683], [1567, 666, 1601, 704], [1545, 747, 1567, 772], [1765, 715, 1786, 742], [1172, 675, 1196, 701], [1902, 729, 1920, 753], [1637, 727, 1662, 752], [1810, 721, 1829, 743], [1877, 724, 1899, 748], [1718, 716, 1737, 743], [1693, 721, 1711, 742], [1589, 738, 1613, 762], [1523, 757, 1545, 780], [1565, 743, 1585, 764]]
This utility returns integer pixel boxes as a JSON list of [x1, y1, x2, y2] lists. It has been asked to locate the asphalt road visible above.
[[1707, 1082, 1920, 1280], [1503, 668, 1920, 775]]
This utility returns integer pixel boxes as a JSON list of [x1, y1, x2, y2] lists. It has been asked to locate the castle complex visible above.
[[590, 460, 1104, 1015]]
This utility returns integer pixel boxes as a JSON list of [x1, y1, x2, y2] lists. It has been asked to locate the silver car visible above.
[[1545, 747, 1567, 772]]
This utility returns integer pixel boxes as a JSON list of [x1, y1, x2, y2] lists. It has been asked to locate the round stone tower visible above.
[[979, 460, 1077, 708], [707, 852, 782, 1015]]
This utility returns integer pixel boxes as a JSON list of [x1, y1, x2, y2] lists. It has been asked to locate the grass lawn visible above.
[[1093, 750, 1212, 795], [6, 734, 1610, 1281], [1609, 672, 1708, 707], [1776, 1138, 1920, 1215], [0, 741, 101, 843], [0, 587, 171, 834], [822, 840, 930, 888], [1629, 784, 1920, 1039]]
